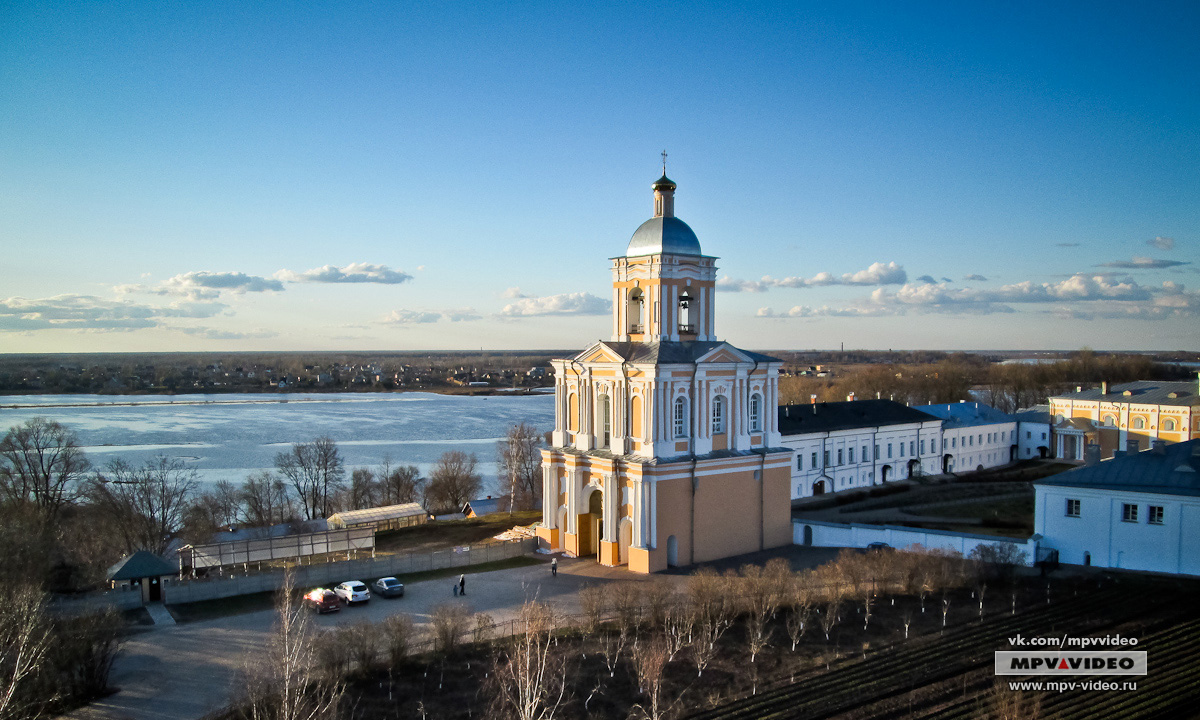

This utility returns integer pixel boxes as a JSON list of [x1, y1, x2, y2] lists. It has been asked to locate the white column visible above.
[[603, 473, 617, 541], [649, 478, 658, 548], [633, 478, 646, 548]]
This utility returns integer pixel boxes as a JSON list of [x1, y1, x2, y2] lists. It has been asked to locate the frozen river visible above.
[[0, 392, 555, 495]]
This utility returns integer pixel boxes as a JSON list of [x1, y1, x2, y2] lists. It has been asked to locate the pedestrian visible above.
[[453, 583, 458, 597], [459, 574, 466, 596], [551, 557, 557, 577]]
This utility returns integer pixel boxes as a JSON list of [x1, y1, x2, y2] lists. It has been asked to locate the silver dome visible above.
[[626, 216, 702, 257]]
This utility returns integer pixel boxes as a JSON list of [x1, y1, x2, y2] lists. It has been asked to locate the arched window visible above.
[[673, 396, 688, 438], [1133, 417, 1146, 430], [1162, 418, 1176, 431], [678, 290, 694, 334], [1102, 415, 1116, 427], [598, 393, 611, 448], [628, 289, 644, 334], [712, 395, 726, 434], [749, 393, 763, 432]]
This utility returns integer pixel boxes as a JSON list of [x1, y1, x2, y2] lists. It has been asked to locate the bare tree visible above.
[[631, 632, 672, 720], [239, 568, 343, 720], [0, 584, 52, 719], [497, 423, 543, 512], [424, 451, 482, 514], [241, 470, 293, 527], [430, 603, 471, 654], [784, 580, 813, 651], [578, 584, 606, 635], [378, 460, 423, 506], [344, 468, 381, 511], [489, 601, 569, 720], [87, 456, 197, 555], [0, 418, 90, 522], [275, 437, 345, 520], [381, 614, 415, 667], [688, 569, 734, 677], [182, 479, 241, 542]]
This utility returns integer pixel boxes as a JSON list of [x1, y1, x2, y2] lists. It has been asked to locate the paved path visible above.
[[57, 555, 671, 720]]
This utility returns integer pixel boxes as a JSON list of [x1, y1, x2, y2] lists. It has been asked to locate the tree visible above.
[[241, 470, 293, 527], [86, 456, 197, 555], [497, 423, 543, 512], [239, 568, 344, 720], [378, 460, 423, 506], [0, 418, 90, 523], [424, 451, 482, 513], [182, 479, 241, 542], [0, 584, 52, 720], [489, 601, 569, 720], [344, 468, 380, 511], [275, 437, 345, 520]]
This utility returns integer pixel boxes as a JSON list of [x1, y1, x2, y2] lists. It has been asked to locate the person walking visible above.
[[459, 574, 465, 596], [551, 557, 557, 577], [453, 583, 459, 597]]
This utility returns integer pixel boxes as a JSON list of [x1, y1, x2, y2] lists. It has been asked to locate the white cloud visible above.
[[718, 262, 907, 292], [444, 307, 482, 322], [757, 305, 898, 318], [158, 271, 284, 299], [1097, 256, 1189, 270], [277, 263, 412, 284], [177, 327, 278, 340], [499, 292, 610, 316], [0, 294, 225, 332], [501, 287, 531, 299], [380, 309, 442, 325], [1148, 236, 1175, 251]]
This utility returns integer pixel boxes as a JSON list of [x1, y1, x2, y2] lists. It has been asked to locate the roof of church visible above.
[[1051, 380, 1199, 406], [574, 340, 779, 365], [1036, 439, 1200, 497], [652, 173, 677, 190], [626, 216, 703, 257], [778, 399, 938, 436]]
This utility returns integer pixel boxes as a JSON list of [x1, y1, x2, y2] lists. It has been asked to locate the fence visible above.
[[49, 585, 146, 615], [793, 519, 1038, 564], [182, 526, 376, 569], [164, 538, 537, 605]]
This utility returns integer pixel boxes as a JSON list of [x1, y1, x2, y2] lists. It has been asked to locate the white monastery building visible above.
[[536, 169, 793, 573], [779, 399, 942, 499], [1034, 439, 1200, 576], [915, 402, 1019, 473]]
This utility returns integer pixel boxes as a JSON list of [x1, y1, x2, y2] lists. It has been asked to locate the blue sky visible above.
[[2, 1, 1197, 352]]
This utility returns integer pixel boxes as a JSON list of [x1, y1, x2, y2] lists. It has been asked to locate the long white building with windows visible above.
[[780, 400, 943, 498]]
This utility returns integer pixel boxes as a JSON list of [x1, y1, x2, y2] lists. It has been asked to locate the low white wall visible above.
[[164, 538, 536, 605], [793, 520, 1037, 564], [50, 585, 146, 615]]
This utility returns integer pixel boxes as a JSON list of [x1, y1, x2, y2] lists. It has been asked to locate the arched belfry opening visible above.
[[628, 288, 645, 335], [679, 290, 694, 334]]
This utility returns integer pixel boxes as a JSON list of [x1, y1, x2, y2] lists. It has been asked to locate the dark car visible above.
[[303, 588, 341, 614], [373, 576, 405, 598], [866, 542, 892, 552]]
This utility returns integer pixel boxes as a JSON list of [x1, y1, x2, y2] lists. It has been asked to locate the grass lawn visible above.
[[374, 510, 541, 554]]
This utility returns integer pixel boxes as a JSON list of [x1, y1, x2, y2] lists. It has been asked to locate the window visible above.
[[910, 441, 916, 455], [599, 394, 611, 447], [823, 450, 830, 467], [1102, 415, 1116, 427], [921, 439, 926, 454], [899, 442, 905, 457], [811, 451, 817, 469], [978, 434, 983, 445], [1132, 417, 1145, 430], [712, 396, 726, 434], [951, 437, 957, 448], [1148, 506, 1164, 525], [749, 393, 763, 432], [848, 447, 855, 464], [1026, 430, 1032, 439], [796, 455, 803, 470], [887, 443, 893, 458], [863, 445, 869, 461], [673, 397, 688, 438], [1065, 499, 1080, 518], [1162, 419, 1176, 432], [837, 448, 844, 465], [874, 444, 880, 460], [931, 439, 937, 453], [1042, 432, 1047, 440], [1121, 504, 1138, 523]]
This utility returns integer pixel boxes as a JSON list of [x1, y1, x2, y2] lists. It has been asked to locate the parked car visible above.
[[866, 542, 892, 552], [303, 588, 341, 614], [334, 580, 371, 605], [373, 576, 405, 598]]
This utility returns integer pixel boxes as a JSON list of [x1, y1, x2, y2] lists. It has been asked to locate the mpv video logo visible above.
[[995, 651, 1147, 676]]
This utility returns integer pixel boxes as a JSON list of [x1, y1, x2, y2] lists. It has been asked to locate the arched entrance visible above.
[[1083, 551, 1091, 567], [1037, 446, 1049, 458], [666, 535, 679, 567], [881, 465, 892, 483], [556, 505, 568, 550], [812, 479, 827, 496], [803, 525, 813, 546], [1009, 445, 1018, 461], [906, 459, 921, 478], [618, 518, 632, 566], [577, 487, 604, 559], [942, 454, 953, 473]]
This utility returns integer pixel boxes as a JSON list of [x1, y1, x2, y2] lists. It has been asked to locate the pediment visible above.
[[697, 344, 753, 364], [576, 343, 625, 364]]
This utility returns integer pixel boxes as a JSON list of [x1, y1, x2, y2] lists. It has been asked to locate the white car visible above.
[[333, 580, 370, 605]]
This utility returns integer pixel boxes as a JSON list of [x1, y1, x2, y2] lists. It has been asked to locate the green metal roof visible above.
[[107, 550, 176, 581]]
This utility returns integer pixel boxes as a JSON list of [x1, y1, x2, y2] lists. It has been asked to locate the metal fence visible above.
[[182, 526, 376, 570], [164, 538, 536, 605]]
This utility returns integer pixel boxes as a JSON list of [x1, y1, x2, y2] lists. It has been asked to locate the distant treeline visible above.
[[780, 350, 1198, 413]]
